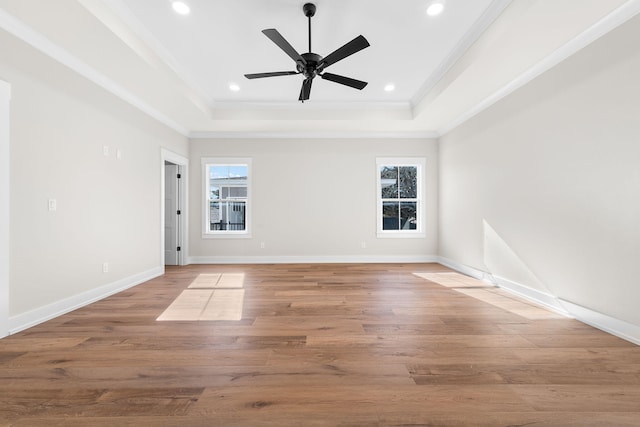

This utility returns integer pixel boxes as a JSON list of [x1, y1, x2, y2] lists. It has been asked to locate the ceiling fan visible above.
[[244, 3, 370, 102]]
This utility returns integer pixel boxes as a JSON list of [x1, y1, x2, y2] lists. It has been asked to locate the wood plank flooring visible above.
[[1, 263, 639, 426]]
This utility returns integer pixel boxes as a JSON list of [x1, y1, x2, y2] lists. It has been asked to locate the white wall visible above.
[[189, 138, 438, 262], [1, 30, 188, 330], [0, 79, 10, 337], [439, 16, 640, 328]]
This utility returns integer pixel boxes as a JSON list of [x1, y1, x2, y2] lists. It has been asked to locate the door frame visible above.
[[1, 80, 11, 338], [160, 149, 188, 269]]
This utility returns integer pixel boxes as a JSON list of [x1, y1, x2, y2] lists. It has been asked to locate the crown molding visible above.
[[189, 131, 439, 140], [90, 0, 215, 109], [438, 0, 640, 136], [0, 7, 189, 136], [212, 100, 411, 111], [410, 0, 513, 110], [208, 101, 414, 121]]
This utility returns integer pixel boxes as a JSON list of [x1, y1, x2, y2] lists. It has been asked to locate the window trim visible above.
[[202, 157, 252, 239], [376, 157, 426, 239]]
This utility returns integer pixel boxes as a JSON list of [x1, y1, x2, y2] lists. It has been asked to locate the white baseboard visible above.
[[437, 256, 640, 345], [489, 274, 571, 317], [188, 255, 439, 264], [558, 299, 640, 346], [436, 256, 488, 281], [9, 266, 163, 335], [438, 256, 569, 316]]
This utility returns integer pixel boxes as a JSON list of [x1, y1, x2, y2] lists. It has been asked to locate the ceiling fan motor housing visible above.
[[298, 53, 323, 79]]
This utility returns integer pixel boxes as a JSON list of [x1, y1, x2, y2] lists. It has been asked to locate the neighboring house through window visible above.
[[376, 157, 425, 238], [202, 158, 251, 238]]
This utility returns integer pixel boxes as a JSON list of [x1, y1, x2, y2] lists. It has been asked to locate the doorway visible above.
[[164, 162, 181, 265], [161, 150, 188, 268]]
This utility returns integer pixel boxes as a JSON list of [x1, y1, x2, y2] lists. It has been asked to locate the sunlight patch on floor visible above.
[[188, 273, 244, 289], [413, 272, 495, 288], [157, 273, 245, 321], [455, 288, 565, 320], [414, 271, 562, 320], [187, 273, 221, 288]]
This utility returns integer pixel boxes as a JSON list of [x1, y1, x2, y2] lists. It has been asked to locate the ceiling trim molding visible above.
[[209, 100, 414, 120], [94, 0, 215, 108], [189, 131, 439, 140], [410, 0, 513, 110], [0, 7, 189, 136], [212, 100, 412, 111], [438, 0, 640, 136]]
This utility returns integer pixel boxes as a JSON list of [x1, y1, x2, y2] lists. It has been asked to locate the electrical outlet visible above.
[[260, 241, 266, 249], [102, 262, 109, 273], [48, 198, 57, 211], [361, 241, 367, 249]]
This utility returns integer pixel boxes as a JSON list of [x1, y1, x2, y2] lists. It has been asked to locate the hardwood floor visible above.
[[1, 263, 639, 426]]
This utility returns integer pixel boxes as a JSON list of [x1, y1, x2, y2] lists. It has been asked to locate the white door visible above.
[[164, 163, 180, 265]]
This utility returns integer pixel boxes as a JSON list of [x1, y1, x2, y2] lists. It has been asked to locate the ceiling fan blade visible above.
[[298, 78, 312, 102], [245, 71, 298, 79], [320, 35, 370, 68], [262, 29, 307, 65], [321, 73, 368, 90]]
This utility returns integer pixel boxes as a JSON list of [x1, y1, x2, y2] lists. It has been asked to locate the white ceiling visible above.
[[1, 0, 638, 137], [110, 0, 497, 104]]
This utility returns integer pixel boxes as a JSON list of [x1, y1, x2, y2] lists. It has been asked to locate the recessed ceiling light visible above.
[[229, 83, 240, 92], [172, 1, 190, 15], [426, 2, 444, 16], [384, 83, 395, 92]]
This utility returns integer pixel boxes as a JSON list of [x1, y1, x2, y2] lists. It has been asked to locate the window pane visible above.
[[210, 186, 220, 200], [400, 202, 417, 230], [228, 187, 247, 198], [229, 165, 248, 179], [209, 201, 246, 231], [382, 201, 400, 230], [209, 201, 221, 230], [380, 166, 398, 198], [210, 165, 247, 180], [227, 201, 246, 230], [399, 166, 417, 198]]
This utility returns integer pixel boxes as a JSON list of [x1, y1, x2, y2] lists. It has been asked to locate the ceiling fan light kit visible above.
[[244, 3, 370, 102]]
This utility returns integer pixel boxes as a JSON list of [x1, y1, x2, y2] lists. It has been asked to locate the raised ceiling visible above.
[[0, 0, 638, 137], [112, 0, 497, 105]]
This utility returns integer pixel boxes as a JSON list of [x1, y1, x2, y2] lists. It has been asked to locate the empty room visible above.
[[1, 0, 640, 425]]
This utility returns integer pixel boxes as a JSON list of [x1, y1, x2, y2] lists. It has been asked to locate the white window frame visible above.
[[376, 157, 426, 238], [202, 157, 252, 239]]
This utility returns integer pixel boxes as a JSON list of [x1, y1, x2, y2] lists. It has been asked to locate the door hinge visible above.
[[177, 173, 181, 179], [177, 246, 181, 252]]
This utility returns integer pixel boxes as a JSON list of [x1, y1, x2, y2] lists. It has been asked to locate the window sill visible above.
[[202, 232, 252, 239], [377, 231, 426, 239]]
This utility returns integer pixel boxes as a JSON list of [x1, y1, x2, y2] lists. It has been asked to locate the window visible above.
[[202, 158, 251, 238], [376, 157, 425, 238]]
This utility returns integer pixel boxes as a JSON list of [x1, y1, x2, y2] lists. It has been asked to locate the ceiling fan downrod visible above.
[[304, 3, 316, 53]]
